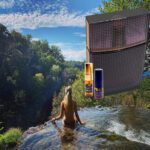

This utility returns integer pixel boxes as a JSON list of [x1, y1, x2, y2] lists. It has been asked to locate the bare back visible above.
[[62, 100, 77, 122], [52, 86, 84, 128]]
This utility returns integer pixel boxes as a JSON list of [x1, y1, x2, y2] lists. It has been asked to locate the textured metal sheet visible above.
[[89, 44, 146, 95], [89, 15, 147, 52]]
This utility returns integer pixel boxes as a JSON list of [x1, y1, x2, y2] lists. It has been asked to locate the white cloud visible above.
[[0, 4, 100, 30], [0, 0, 15, 9], [31, 37, 40, 41], [49, 42, 86, 61], [62, 49, 85, 61], [0, 10, 85, 30], [49, 42, 85, 48], [74, 32, 86, 38]]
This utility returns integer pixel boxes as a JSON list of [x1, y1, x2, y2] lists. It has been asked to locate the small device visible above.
[[84, 63, 93, 97], [94, 68, 104, 99]]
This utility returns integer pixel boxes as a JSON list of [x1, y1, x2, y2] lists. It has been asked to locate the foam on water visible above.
[[107, 120, 150, 145], [19, 107, 150, 149]]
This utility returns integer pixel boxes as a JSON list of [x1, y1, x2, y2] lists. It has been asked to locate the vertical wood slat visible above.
[[90, 44, 146, 95], [86, 21, 90, 50], [88, 15, 147, 52], [86, 10, 149, 95]]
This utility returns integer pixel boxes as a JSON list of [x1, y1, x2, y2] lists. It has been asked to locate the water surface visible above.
[[19, 106, 150, 150]]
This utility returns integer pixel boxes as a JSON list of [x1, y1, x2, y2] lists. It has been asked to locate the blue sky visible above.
[[0, 0, 102, 61]]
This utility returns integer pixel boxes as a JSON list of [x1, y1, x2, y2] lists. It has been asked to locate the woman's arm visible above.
[[51, 102, 64, 123], [74, 102, 85, 125]]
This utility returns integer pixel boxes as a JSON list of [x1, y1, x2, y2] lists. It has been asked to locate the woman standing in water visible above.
[[51, 86, 85, 128]]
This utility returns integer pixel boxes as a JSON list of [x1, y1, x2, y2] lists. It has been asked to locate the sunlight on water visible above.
[[19, 107, 150, 150], [107, 120, 150, 145]]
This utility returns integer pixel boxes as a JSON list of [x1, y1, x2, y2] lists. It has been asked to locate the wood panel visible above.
[[86, 21, 90, 49]]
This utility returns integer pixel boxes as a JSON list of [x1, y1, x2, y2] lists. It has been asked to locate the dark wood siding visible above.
[[90, 44, 146, 95], [86, 9, 149, 95], [86, 21, 90, 50], [88, 15, 147, 52]]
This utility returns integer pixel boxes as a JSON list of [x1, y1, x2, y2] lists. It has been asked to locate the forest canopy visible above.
[[0, 24, 84, 131]]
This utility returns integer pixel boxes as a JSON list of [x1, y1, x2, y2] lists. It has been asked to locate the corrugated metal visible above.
[[89, 15, 146, 52], [90, 44, 146, 95], [86, 9, 149, 95]]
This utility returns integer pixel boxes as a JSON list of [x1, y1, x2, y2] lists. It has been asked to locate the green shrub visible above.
[[0, 128, 22, 149]]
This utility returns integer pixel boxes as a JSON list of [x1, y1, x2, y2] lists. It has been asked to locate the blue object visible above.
[[143, 71, 150, 77], [94, 69, 104, 99], [141, 71, 150, 80]]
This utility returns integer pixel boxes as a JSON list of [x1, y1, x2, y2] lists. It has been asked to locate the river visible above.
[[19, 106, 150, 150]]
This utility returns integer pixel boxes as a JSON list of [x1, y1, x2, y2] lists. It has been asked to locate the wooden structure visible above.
[[86, 8, 150, 95]]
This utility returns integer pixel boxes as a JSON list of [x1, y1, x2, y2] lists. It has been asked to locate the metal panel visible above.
[[86, 9, 149, 95], [89, 15, 147, 52], [90, 44, 146, 95]]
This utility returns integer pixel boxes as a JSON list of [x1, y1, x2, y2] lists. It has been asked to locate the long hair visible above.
[[63, 86, 73, 109]]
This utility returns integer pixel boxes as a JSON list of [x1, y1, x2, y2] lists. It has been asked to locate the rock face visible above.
[[19, 107, 150, 150]]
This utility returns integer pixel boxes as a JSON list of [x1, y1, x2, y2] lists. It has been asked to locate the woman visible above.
[[51, 86, 85, 128]]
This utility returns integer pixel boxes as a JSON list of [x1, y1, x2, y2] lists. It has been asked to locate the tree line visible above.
[[0, 24, 83, 131]]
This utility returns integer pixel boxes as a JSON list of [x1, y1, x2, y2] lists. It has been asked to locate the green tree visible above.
[[33, 73, 44, 86], [51, 64, 61, 81], [99, 0, 150, 13], [139, 77, 150, 102], [49, 45, 64, 63], [0, 23, 84, 130]]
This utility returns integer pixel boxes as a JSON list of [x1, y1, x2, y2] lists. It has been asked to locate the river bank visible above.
[[1, 73, 150, 149], [18, 106, 150, 150]]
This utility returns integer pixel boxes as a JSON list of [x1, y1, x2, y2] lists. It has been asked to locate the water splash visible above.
[[19, 107, 150, 150], [107, 120, 150, 145]]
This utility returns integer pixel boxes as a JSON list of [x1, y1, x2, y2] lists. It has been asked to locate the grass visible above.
[[0, 128, 22, 149]]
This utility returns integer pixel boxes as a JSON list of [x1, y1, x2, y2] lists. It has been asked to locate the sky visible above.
[[0, 0, 102, 61]]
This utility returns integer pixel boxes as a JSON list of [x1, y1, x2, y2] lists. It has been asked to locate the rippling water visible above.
[[19, 106, 150, 150], [107, 107, 150, 145]]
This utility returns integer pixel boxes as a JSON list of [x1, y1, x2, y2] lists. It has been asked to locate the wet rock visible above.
[[19, 107, 150, 150]]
